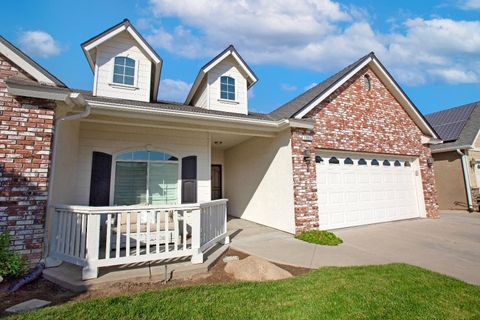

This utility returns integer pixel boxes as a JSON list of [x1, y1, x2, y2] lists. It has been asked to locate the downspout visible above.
[[457, 149, 474, 212], [44, 93, 90, 265]]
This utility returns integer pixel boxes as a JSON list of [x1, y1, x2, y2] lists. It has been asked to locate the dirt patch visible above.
[[0, 248, 311, 314], [0, 278, 76, 316]]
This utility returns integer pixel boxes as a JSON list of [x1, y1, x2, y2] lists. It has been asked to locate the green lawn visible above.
[[295, 230, 343, 246], [10, 264, 480, 320]]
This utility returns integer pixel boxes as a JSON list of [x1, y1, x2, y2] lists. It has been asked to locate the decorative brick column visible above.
[[291, 128, 318, 234], [0, 53, 56, 263]]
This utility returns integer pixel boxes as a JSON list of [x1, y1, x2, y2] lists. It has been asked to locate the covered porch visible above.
[[45, 101, 288, 279]]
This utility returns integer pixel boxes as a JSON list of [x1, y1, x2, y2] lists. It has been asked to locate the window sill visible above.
[[109, 83, 139, 91], [217, 98, 239, 105]]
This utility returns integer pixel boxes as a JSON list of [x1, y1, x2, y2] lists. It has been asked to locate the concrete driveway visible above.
[[228, 212, 480, 285]]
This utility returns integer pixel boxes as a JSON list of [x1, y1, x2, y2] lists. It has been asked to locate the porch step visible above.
[[43, 244, 228, 293]]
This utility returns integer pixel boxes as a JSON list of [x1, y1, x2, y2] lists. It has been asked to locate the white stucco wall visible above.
[[72, 121, 211, 205], [49, 119, 80, 205], [224, 130, 296, 234], [207, 56, 248, 115], [94, 32, 152, 102]]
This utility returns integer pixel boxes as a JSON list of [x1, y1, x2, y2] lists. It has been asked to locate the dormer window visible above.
[[113, 56, 135, 86], [220, 76, 235, 100]]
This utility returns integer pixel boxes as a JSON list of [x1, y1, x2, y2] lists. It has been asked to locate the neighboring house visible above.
[[0, 19, 440, 278], [426, 102, 480, 212]]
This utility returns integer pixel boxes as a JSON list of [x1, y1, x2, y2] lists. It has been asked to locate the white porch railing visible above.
[[48, 199, 229, 279]]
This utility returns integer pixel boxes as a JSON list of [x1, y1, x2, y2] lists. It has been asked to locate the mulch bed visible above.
[[0, 248, 311, 316]]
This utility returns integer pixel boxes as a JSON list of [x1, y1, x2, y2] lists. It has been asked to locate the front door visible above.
[[211, 165, 222, 200]]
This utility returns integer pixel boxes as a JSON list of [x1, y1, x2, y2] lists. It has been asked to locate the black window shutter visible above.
[[89, 152, 112, 206], [181, 156, 197, 203]]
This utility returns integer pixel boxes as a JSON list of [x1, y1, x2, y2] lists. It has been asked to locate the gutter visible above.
[[44, 94, 90, 266], [457, 149, 474, 212], [87, 100, 314, 131]]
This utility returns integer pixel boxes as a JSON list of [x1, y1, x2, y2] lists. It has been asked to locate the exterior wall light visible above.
[[303, 149, 311, 162], [427, 157, 434, 168]]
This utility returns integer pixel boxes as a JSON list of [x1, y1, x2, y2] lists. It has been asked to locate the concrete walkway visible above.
[[228, 212, 480, 285]]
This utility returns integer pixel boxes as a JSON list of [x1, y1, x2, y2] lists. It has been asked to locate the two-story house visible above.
[[1, 19, 440, 280]]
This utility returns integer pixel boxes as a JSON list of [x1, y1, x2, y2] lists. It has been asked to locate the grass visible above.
[[295, 230, 343, 245], [8, 264, 480, 320]]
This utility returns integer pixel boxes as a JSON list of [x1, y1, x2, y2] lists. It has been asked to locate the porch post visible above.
[[82, 214, 100, 279], [45, 207, 62, 267], [191, 208, 203, 264]]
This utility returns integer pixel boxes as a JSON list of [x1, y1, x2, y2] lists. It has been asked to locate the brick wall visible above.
[[291, 66, 439, 233], [0, 53, 55, 263]]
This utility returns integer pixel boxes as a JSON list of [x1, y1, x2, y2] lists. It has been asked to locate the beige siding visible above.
[[191, 77, 208, 108], [224, 130, 295, 233], [94, 32, 152, 102], [207, 56, 248, 115], [50, 119, 80, 204], [73, 122, 211, 205], [432, 151, 468, 210]]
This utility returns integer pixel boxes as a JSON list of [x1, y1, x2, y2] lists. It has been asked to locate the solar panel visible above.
[[426, 103, 476, 142]]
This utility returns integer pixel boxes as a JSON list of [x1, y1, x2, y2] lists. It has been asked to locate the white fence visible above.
[[48, 200, 229, 279]]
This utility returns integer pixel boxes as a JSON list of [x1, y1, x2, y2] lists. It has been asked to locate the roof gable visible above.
[[185, 45, 257, 105], [269, 52, 438, 138], [0, 35, 65, 87], [81, 19, 163, 101]]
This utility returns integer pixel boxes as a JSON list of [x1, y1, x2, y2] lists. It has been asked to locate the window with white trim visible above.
[[220, 76, 235, 100], [113, 56, 135, 85], [113, 151, 178, 205]]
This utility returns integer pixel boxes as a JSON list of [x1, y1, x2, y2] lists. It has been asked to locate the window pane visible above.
[[149, 151, 165, 161], [125, 57, 135, 67], [220, 76, 227, 85], [132, 151, 148, 160], [124, 76, 134, 85], [113, 74, 123, 84], [227, 77, 235, 85], [228, 92, 235, 100], [114, 65, 124, 75], [114, 162, 147, 205], [114, 57, 125, 65], [220, 91, 228, 99], [149, 163, 178, 205], [117, 152, 133, 161], [221, 83, 228, 92], [124, 66, 135, 76]]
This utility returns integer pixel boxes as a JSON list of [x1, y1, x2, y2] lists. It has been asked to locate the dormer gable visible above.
[[81, 19, 162, 102], [185, 45, 257, 115]]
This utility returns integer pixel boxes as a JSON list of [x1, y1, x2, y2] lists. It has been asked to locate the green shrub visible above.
[[0, 232, 29, 278], [295, 230, 343, 246]]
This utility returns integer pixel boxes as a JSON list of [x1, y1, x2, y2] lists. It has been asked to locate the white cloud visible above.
[[145, 0, 480, 86], [458, 0, 480, 9], [304, 83, 318, 90], [17, 31, 61, 58], [157, 79, 192, 102], [280, 83, 297, 91]]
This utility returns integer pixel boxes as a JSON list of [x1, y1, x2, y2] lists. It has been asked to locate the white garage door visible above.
[[316, 153, 422, 230]]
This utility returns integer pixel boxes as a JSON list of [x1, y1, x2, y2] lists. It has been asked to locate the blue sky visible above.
[[1, 0, 479, 115]]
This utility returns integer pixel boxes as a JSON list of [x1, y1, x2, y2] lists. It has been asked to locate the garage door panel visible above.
[[317, 153, 421, 230]]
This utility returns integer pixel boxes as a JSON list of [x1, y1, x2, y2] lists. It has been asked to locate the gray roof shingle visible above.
[[426, 103, 476, 142], [428, 101, 480, 151], [268, 52, 373, 120], [78, 90, 273, 121]]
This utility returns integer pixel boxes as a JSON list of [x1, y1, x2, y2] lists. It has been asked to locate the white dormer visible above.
[[185, 45, 257, 115], [81, 19, 163, 102]]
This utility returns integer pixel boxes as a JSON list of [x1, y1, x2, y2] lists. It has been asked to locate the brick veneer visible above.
[[291, 66, 439, 233], [0, 53, 55, 263]]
